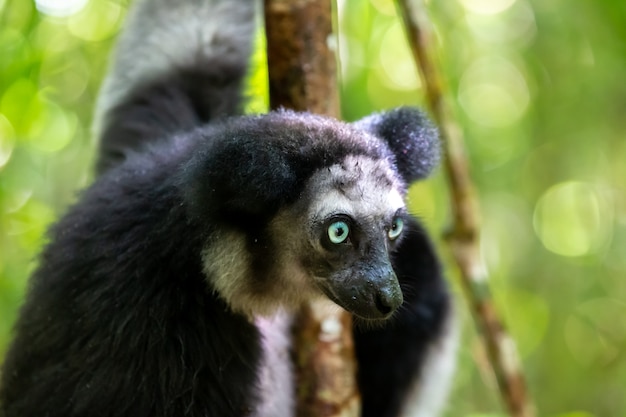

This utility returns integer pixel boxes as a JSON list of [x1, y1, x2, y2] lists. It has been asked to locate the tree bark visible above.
[[264, 1, 360, 416]]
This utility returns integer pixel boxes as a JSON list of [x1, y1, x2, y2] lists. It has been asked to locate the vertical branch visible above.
[[264, 0, 340, 116], [395, 1, 536, 417], [263, 1, 360, 417]]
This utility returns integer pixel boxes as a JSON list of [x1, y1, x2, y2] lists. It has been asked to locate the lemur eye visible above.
[[388, 217, 404, 240], [328, 221, 350, 244]]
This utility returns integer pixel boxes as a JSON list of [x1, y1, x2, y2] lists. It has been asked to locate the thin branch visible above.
[[395, 1, 536, 416], [263, 1, 360, 416]]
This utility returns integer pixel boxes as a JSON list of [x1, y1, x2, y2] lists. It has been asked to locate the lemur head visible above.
[[272, 155, 409, 320], [184, 107, 439, 321]]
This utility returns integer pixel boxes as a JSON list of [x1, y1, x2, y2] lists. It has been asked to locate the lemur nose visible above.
[[374, 285, 402, 316]]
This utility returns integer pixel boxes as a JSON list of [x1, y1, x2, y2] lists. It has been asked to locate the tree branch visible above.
[[263, 1, 360, 416], [395, 1, 536, 416]]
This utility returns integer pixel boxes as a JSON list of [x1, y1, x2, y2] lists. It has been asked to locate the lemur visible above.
[[0, 0, 457, 416]]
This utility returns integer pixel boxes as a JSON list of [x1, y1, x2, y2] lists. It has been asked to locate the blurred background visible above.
[[0, 0, 624, 416]]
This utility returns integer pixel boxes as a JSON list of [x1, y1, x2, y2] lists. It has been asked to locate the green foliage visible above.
[[0, 0, 120, 359], [1, 0, 625, 415]]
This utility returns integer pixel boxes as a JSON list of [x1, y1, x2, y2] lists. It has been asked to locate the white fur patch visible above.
[[201, 228, 321, 318], [201, 229, 253, 312], [252, 311, 295, 417], [307, 155, 405, 226], [399, 309, 459, 417]]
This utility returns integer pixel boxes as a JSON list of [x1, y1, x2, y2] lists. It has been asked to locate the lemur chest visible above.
[[251, 312, 295, 417]]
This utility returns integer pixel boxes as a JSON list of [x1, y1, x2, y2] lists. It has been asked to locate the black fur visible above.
[[0, 0, 453, 415], [354, 107, 441, 182], [0, 143, 261, 416], [97, 64, 247, 174], [182, 111, 389, 225]]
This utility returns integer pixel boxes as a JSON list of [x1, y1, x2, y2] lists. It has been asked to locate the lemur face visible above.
[[204, 154, 408, 320], [300, 155, 406, 320]]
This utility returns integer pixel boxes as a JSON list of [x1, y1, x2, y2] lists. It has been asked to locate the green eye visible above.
[[388, 217, 404, 240], [328, 221, 350, 244]]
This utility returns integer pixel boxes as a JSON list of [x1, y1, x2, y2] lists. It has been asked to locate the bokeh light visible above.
[[459, 0, 517, 15], [35, 0, 88, 17], [378, 23, 421, 90], [464, 0, 536, 46], [458, 56, 530, 127], [27, 98, 79, 152], [67, 0, 123, 42], [0, 115, 15, 168], [533, 181, 613, 257]]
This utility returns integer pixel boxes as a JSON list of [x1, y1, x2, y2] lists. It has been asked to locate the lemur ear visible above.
[[182, 129, 299, 225], [354, 107, 440, 183]]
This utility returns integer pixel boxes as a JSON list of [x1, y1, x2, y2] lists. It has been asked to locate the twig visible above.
[[263, 1, 360, 416], [395, 1, 536, 416]]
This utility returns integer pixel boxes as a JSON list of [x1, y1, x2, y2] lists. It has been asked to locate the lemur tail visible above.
[[93, 0, 255, 174]]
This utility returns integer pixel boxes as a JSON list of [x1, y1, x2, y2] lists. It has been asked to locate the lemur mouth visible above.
[[317, 277, 403, 320]]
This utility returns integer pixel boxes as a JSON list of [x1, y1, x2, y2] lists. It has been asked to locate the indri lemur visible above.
[[0, 0, 457, 416]]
